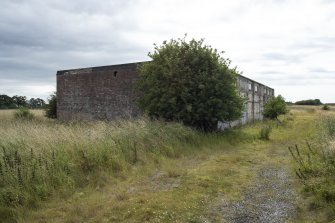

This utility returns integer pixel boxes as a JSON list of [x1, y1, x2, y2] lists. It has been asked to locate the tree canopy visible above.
[[0, 94, 46, 109], [136, 37, 244, 131], [295, 99, 322, 105], [263, 95, 288, 120]]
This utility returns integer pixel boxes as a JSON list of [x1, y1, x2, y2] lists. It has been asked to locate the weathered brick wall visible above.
[[218, 75, 274, 130], [57, 62, 143, 121], [237, 75, 274, 122]]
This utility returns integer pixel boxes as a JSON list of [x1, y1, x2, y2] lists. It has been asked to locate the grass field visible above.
[[0, 106, 334, 222]]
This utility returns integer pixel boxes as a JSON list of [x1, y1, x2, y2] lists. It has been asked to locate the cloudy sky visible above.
[[0, 0, 334, 102]]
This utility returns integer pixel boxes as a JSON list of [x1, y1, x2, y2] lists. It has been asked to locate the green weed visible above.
[[259, 126, 272, 140]]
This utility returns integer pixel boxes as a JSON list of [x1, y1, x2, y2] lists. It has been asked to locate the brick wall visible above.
[[57, 62, 143, 121]]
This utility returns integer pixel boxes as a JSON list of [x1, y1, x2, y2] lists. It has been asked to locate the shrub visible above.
[[45, 93, 57, 119], [13, 107, 34, 120], [263, 95, 288, 120], [322, 105, 330, 111], [259, 126, 271, 140]]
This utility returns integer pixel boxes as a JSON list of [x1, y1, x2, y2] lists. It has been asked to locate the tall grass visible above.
[[259, 126, 272, 140], [0, 109, 272, 222], [289, 115, 335, 220], [13, 107, 34, 120], [0, 111, 224, 221]]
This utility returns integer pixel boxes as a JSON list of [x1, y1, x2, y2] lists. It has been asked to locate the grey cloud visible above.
[[293, 36, 335, 50], [0, 0, 149, 96], [254, 67, 335, 87], [0, 0, 143, 49], [309, 67, 335, 73], [261, 52, 300, 63]]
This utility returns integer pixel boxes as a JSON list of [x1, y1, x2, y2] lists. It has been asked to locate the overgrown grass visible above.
[[13, 107, 34, 120], [289, 115, 335, 221], [259, 126, 272, 140], [1, 110, 243, 222], [1, 107, 329, 222]]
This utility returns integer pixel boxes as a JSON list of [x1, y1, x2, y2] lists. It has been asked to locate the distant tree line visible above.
[[295, 99, 323, 105], [0, 94, 46, 109]]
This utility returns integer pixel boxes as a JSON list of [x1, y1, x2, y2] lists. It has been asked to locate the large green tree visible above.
[[12, 95, 27, 107], [136, 37, 244, 131], [28, 98, 46, 109]]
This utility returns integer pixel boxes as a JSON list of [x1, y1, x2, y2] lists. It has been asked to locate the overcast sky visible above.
[[0, 0, 334, 102]]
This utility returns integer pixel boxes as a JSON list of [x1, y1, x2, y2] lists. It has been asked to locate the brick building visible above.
[[57, 62, 274, 127]]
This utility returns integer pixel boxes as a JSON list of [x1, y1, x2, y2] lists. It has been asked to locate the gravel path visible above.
[[211, 166, 296, 223]]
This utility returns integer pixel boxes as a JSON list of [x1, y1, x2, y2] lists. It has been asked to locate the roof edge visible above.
[[56, 61, 149, 76]]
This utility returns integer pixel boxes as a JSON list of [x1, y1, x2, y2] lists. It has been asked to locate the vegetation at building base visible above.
[[295, 99, 323, 105], [136, 36, 244, 132], [263, 95, 288, 120]]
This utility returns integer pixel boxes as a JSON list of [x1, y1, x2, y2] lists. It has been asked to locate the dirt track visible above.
[[211, 166, 296, 223]]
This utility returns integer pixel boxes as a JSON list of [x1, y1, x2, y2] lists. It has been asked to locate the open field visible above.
[[0, 106, 334, 222]]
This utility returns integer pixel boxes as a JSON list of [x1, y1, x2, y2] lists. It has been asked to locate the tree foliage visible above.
[[28, 98, 46, 109], [0, 94, 46, 109], [45, 93, 57, 119], [12, 95, 27, 107], [0, 94, 15, 109], [136, 37, 244, 131], [263, 95, 288, 120]]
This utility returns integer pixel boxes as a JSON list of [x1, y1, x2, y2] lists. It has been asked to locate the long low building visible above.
[[56, 62, 274, 128]]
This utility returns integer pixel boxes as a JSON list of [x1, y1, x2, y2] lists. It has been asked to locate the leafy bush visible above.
[[263, 95, 288, 120], [136, 36, 244, 131], [13, 107, 34, 120], [259, 126, 272, 140], [322, 105, 330, 111], [45, 93, 57, 119]]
